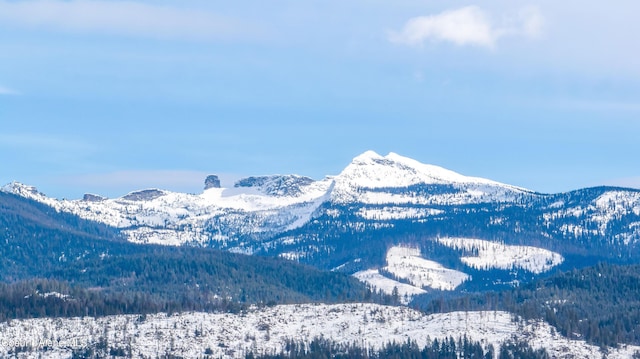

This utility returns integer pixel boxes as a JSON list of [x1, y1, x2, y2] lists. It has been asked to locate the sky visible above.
[[1, 0, 640, 199]]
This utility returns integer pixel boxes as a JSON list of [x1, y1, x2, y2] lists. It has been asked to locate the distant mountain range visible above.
[[4, 151, 640, 296], [4, 151, 640, 358]]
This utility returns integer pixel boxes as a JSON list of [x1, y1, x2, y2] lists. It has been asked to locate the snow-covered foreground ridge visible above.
[[0, 303, 638, 359], [0, 151, 528, 246]]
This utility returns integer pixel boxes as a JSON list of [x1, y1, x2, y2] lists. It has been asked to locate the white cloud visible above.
[[0, 0, 259, 41], [389, 5, 543, 48], [519, 6, 544, 39]]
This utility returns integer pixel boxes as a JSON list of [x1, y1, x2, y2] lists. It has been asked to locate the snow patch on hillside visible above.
[[436, 237, 564, 274], [353, 246, 469, 300], [384, 246, 469, 291], [353, 269, 426, 304]]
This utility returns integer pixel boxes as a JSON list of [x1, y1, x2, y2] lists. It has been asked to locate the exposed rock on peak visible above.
[[122, 189, 165, 201], [235, 175, 315, 197], [204, 175, 221, 190], [82, 193, 106, 202], [1, 181, 44, 198]]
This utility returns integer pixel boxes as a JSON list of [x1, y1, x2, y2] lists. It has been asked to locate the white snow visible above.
[[331, 151, 530, 204], [353, 269, 427, 304], [0, 304, 638, 359], [384, 246, 470, 290], [1, 178, 333, 246], [436, 237, 564, 274], [353, 246, 469, 301], [336, 151, 516, 189]]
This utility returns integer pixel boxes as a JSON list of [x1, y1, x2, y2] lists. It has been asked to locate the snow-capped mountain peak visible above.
[[1, 181, 43, 198], [330, 151, 530, 204], [340, 151, 524, 189]]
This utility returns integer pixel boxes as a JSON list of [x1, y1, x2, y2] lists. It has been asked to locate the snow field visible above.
[[353, 269, 426, 304], [354, 246, 469, 301], [384, 246, 470, 291], [436, 237, 564, 274]]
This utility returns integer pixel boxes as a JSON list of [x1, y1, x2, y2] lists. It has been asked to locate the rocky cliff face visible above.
[[204, 175, 221, 190]]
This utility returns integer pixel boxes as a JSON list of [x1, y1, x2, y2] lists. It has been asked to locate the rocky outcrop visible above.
[[204, 175, 221, 190], [234, 175, 314, 197], [122, 189, 165, 201], [82, 193, 106, 202]]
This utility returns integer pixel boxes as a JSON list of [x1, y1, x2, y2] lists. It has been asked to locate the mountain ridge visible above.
[[3, 151, 640, 294]]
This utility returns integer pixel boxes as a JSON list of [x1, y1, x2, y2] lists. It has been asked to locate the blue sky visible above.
[[1, 0, 639, 198]]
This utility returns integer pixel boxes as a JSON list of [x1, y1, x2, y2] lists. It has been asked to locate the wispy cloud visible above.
[[0, 85, 20, 95], [0, 0, 260, 42], [554, 99, 640, 113], [57, 170, 242, 197], [0, 133, 91, 152], [389, 5, 543, 48], [604, 177, 640, 190]]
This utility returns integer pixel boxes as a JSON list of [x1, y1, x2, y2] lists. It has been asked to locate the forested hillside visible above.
[[416, 262, 640, 348], [0, 192, 381, 321]]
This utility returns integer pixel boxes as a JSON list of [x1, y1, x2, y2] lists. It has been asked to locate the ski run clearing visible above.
[[354, 246, 469, 301], [383, 246, 470, 290], [355, 241, 563, 301], [0, 303, 638, 359], [436, 237, 564, 274], [353, 269, 426, 304]]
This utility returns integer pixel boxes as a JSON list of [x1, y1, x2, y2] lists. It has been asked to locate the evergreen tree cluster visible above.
[[248, 336, 549, 359]]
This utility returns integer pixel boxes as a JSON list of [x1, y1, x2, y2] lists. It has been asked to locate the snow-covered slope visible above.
[[1, 178, 333, 246], [436, 237, 564, 274], [331, 151, 531, 205], [353, 269, 427, 304], [355, 241, 563, 299], [383, 246, 469, 290], [0, 304, 638, 359], [355, 246, 469, 301]]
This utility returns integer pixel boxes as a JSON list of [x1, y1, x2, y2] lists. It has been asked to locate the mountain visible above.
[[4, 152, 640, 358], [3, 151, 640, 295], [0, 151, 533, 247]]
